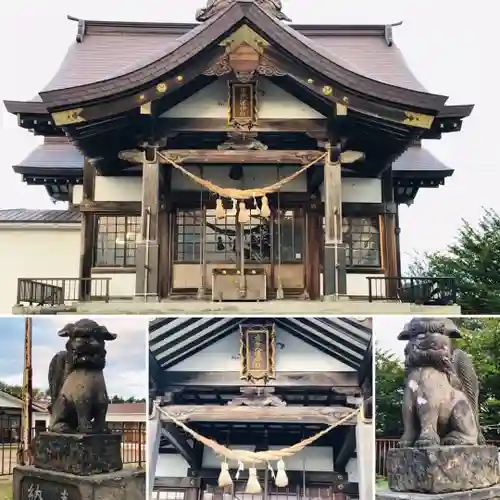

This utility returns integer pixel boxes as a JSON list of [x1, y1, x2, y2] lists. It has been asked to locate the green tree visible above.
[[410, 208, 500, 314], [0, 382, 44, 400], [375, 349, 405, 437]]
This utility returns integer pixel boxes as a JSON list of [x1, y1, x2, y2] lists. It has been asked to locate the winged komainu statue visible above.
[[48, 318, 116, 434], [398, 317, 485, 448], [196, 0, 292, 22]]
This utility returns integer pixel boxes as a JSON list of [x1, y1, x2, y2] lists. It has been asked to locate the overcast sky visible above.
[[0, 0, 497, 269], [373, 316, 411, 360], [0, 316, 147, 399]]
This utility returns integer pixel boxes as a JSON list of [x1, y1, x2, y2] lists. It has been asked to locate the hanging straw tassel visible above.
[[215, 198, 225, 219], [274, 460, 288, 487], [218, 461, 233, 488], [260, 195, 270, 218], [245, 467, 261, 494], [238, 202, 250, 224]]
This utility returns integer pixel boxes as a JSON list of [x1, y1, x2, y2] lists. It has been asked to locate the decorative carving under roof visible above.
[[196, 0, 292, 23]]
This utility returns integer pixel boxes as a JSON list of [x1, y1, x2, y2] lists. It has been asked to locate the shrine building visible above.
[[148, 316, 373, 500], [1, 0, 472, 314]]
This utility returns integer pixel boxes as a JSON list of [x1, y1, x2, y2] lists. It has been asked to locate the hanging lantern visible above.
[[274, 460, 288, 487], [218, 461, 233, 488], [215, 198, 225, 220], [245, 467, 261, 494], [260, 195, 270, 219], [238, 202, 250, 224]]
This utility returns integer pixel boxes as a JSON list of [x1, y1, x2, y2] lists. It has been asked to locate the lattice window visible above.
[[322, 216, 381, 268], [152, 491, 185, 500], [94, 215, 140, 267], [343, 217, 380, 268], [175, 208, 271, 263], [273, 209, 304, 262]]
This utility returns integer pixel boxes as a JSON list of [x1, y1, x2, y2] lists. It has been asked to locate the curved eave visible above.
[[38, 1, 448, 112]]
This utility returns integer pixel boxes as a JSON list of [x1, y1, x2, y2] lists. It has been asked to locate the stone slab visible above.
[[377, 485, 500, 500], [13, 465, 145, 500], [33, 432, 123, 476], [387, 446, 499, 493]]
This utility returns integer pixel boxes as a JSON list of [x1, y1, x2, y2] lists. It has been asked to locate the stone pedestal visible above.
[[13, 432, 144, 500], [387, 446, 499, 494], [32, 432, 123, 475], [377, 485, 500, 500], [13, 466, 145, 500]]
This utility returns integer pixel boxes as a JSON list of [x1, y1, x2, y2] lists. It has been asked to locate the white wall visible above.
[[0, 225, 80, 313], [346, 273, 384, 297], [166, 327, 355, 372], [320, 178, 382, 203], [73, 176, 142, 204], [155, 454, 189, 477], [161, 78, 325, 120]]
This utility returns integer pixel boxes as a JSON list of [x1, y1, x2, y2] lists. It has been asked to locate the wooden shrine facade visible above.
[[4, 0, 473, 304], [148, 316, 373, 500]]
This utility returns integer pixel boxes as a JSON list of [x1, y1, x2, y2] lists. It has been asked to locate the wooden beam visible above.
[[162, 423, 197, 468], [158, 117, 327, 133], [154, 478, 202, 489], [79, 158, 95, 301], [120, 148, 324, 165], [78, 200, 141, 213], [160, 405, 357, 425], [334, 427, 357, 471], [162, 370, 360, 393]]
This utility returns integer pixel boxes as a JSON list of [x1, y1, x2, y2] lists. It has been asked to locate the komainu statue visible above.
[[196, 0, 292, 22], [48, 318, 117, 434], [398, 317, 484, 448]]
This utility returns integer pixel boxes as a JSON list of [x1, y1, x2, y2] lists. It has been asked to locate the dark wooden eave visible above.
[[37, 1, 448, 112]]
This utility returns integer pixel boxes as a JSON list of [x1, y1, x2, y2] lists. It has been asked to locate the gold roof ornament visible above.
[[196, 0, 292, 22]]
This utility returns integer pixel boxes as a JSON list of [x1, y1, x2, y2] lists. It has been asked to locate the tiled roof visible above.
[[393, 145, 452, 173], [41, 21, 424, 94], [108, 403, 147, 415], [0, 209, 81, 224]]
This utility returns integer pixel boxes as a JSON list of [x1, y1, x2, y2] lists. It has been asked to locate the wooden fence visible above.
[[376, 438, 500, 478]]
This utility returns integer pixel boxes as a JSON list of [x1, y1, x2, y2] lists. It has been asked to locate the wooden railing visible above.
[[376, 438, 500, 477], [17, 277, 111, 306], [367, 276, 457, 306]]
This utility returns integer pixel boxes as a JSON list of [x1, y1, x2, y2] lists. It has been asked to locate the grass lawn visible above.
[[0, 479, 12, 500], [376, 478, 388, 490]]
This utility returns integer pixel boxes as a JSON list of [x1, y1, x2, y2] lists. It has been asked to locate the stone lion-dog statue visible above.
[[398, 317, 484, 448], [48, 318, 116, 434]]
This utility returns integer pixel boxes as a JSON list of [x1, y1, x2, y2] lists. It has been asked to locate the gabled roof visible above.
[[18, 0, 452, 113], [149, 316, 372, 373]]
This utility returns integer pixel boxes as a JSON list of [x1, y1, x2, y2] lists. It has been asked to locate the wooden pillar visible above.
[[381, 171, 399, 298], [306, 201, 321, 300], [158, 166, 172, 299], [79, 158, 96, 301], [355, 412, 374, 500], [323, 143, 347, 297], [136, 146, 161, 300]]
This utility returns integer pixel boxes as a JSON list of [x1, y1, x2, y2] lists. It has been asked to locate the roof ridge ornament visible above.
[[196, 0, 292, 23]]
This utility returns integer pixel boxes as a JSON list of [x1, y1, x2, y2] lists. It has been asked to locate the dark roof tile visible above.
[[0, 209, 81, 224], [393, 145, 452, 173]]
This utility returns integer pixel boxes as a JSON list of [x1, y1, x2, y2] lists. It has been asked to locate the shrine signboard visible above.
[[240, 324, 276, 381]]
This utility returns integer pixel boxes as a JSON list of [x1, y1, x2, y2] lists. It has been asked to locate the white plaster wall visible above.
[[156, 454, 189, 477], [73, 176, 142, 204], [171, 165, 306, 192], [91, 272, 136, 298], [346, 274, 384, 297], [161, 78, 324, 120], [166, 327, 355, 372], [0, 225, 80, 313], [345, 457, 359, 483], [320, 178, 382, 204], [202, 446, 333, 471]]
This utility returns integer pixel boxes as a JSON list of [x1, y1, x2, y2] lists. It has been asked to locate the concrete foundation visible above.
[[377, 485, 500, 500]]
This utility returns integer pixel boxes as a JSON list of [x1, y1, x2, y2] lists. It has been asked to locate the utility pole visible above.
[[19, 317, 33, 466]]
